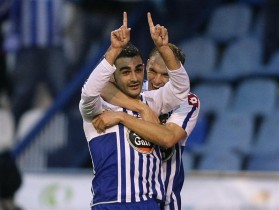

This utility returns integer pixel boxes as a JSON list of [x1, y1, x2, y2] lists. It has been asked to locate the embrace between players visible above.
[[79, 12, 200, 210]]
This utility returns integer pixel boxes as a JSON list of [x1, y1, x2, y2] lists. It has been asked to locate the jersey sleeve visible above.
[[79, 58, 116, 122], [167, 93, 200, 145], [142, 64, 190, 115]]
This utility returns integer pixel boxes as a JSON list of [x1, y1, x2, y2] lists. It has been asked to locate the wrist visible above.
[[104, 45, 123, 65], [136, 102, 149, 114], [157, 45, 169, 53], [119, 112, 127, 124]]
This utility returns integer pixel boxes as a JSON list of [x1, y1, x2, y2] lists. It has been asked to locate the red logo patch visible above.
[[188, 93, 199, 107]]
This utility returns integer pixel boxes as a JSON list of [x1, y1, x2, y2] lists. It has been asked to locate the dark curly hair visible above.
[[116, 42, 143, 61]]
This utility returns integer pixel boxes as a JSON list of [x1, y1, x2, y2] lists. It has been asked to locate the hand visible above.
[[139, 103, 160, 124], [92, 111, 122, 134], [147, 12, 168, 48], [111, 12, 131, 49]]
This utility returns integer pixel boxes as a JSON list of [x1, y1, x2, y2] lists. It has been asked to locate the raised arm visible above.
[[142, 13, 190, 114], [79, 12, 131, 122], [105, 12, 131, 65], [147, 12, 180, 70]]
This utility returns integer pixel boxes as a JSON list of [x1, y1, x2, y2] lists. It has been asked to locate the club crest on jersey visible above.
[[127, 130, 155, 154], [188, 93, 199, 107]]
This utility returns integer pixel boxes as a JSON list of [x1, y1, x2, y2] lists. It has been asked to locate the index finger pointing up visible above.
[[123, 11, 128, 27], [147, 12, 154, 28]]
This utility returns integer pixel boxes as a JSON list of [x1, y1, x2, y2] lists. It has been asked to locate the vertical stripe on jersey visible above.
[[150, 154, 157, 198], [138, 153, 145, 201], [164, 143, 185, 210], [124, 128, 131, 202], [116, 126, 122, 202], [145, 154, 151, 198], [119, 124, 126, 201], [182, 106, 196, 130], [133, 152, 141, 202], [153, 148, 164, 200], [165, 153, 175, 209], [173, 144, 182, 210], [158, 150, 165, 199], [129, 146, 136, 202], [148, 155, 153, 196]]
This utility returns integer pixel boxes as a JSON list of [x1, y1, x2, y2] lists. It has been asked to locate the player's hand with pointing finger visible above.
[[105, 12, 131, 65], [147, 12, 181, 70], [111, 11, 131, 49], [147, 12, 168, 48]]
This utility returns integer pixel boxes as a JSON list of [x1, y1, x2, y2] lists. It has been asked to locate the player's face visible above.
[[146, 54, 169, 90], [114, 56, 145, 98]]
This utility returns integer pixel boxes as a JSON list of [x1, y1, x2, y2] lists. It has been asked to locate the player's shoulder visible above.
[[170, 92, 199, 112]]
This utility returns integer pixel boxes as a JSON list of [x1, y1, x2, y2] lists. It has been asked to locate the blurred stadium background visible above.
[[1, 0, 279, 209]]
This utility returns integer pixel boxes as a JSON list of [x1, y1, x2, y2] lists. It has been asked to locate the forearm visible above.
[[120, 113, 175, 148], [157, 45, 181, 70], [101, 82, 146, 113], [79, 97, 102, 122], [80, 59, 115, 121], [167, 65, 190, 99], [104, 45, 123, 65]]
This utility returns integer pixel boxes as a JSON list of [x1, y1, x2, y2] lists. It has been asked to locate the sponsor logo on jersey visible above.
[[188, 93, 199, 107], [127, 130, 155, 154]]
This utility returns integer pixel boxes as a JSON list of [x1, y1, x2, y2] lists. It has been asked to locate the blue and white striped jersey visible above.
[[160, 93, 200, 210], [143, 81, 200, 210], [10, 0, 63, 48], [83, 100, 165, 206], [80, 58, 190, 207]]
